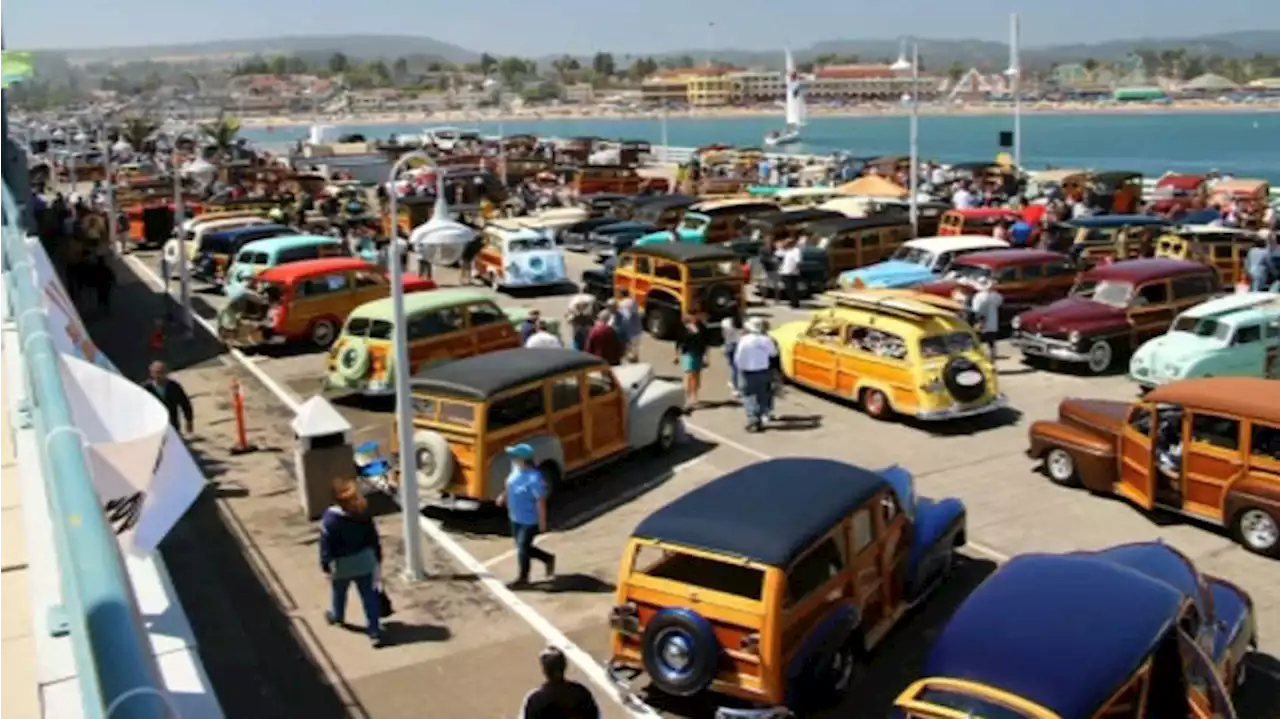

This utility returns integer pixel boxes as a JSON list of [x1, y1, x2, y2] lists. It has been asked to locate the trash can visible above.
[[291, 395, 354, 520]]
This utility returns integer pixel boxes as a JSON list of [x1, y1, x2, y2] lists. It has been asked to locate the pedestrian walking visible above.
[[674, 314, 709, 410], [519, 309, 542, 344], [565, 293, 597, 352], [615, 296, 643, 362], [140, 361, 193, 434], [1245, 236, 1274, 292], [496, 444, 556, 589], [777, 238, 805, 309], [584, 310, 623, 365], [970, 278, 1004, 359], [721, 315, 743, 398], [734, 318, 778, 432], [520, 646, 601, 719], [320, 480, 385, 648]]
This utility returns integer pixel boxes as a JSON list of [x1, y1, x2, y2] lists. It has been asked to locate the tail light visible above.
[[267, 305, 284, 330], [609, 602, 640, 635], [739, 633, 760, 656], [369, 351, 386, 378]]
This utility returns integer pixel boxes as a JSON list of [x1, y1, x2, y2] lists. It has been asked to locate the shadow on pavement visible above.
[[425, 437, 718, 538], [85, 256, 357, 719], [642, 555, 999, 718]]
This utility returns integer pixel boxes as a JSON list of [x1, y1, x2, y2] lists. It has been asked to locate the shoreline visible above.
[[236, 100, 1280, 131]]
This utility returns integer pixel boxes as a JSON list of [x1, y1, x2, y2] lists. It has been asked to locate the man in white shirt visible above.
[[970, 278, 1004, 359], [951, 183, 977, 210], [776, 238, 805, 309], [524, 320, 563, 349], [733, 318, 779, 432]]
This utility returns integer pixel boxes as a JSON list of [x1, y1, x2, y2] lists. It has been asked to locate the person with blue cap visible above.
[[495, 443, 555, 588]]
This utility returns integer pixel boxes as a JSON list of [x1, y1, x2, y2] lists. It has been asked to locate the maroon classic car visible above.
[[917, 249, 1078, 325], [1149, 173, 1209, 217], [1010, 258, 1221, 374]]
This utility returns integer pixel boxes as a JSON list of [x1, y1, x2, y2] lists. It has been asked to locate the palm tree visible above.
[[200, 115, 242, 161], [120, 115, 160, 152]]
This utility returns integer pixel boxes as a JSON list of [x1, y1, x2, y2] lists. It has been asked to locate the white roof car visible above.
[[902, 235, 1010, 253]]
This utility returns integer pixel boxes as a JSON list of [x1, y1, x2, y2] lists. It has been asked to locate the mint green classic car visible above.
[[1129, 292, 1280, 388]]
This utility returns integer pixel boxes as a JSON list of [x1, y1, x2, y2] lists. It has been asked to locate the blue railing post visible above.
[[2, 183, 173, 718]]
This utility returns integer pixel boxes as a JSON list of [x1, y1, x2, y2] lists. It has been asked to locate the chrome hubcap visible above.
[[1048, 450, 1073, 480], [660, 635, 691, 671], [1240, 509, 1278, 549], [831, 650, 853, 690], [660, 419, 676, 447], [314, 323, 333, 344], [1089, 343, 1111, 372], [416, 449, 435, 476]]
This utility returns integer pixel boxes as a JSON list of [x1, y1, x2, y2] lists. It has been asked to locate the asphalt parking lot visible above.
[[125, 246, 1280, 718]]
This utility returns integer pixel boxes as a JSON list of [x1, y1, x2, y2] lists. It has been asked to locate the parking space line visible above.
[[123, 255, 659, 718]]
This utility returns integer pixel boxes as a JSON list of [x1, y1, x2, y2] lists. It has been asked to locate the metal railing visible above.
[[1, 183, 172, 718]]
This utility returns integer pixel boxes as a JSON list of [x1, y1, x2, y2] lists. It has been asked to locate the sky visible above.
[[3, 0, 1278, 56]]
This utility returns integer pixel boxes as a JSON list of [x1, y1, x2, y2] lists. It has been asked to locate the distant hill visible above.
[[35, 29, 1280, 72]]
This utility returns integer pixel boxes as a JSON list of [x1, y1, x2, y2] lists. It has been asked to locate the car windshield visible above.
[[1072, 279, 1133, 308], [508, 237, 553, 252], [343, 317, 393, 340], [890, 246, 936, 267], [914, 687, 1037, 719], [679, 216, 709, 233], [1171, 315, 1232, 341], [945, 264, 993, 283], [919, 332, 978, 359]]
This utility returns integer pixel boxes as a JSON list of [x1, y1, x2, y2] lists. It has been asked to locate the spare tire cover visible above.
[[162, 239, 182, 273], [943, 356, 987, 403], [413, 429, 455, 492], [337, 342, 371, 381], [641, 608, 720, 697]]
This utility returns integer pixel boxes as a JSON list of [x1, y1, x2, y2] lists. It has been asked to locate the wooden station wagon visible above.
[[917, 249, 1079, 325], [937, 208, 1022, 237], [582, 244, 746, 339], [608, 459, 966, 717], [397, 348, 686, 508], [897, 543, 1255, 719], [218, 258, 435, 349], [1028, 377, 1280, 557], [678, 199, 780, 246], [1011, 259, 1221, 375]]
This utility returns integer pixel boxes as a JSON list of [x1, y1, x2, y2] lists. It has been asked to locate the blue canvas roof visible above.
[[631, 458, 886, 567], [923, 554, 1183, 719], [1063, 215, 1173, 228], [1087, 542, 1207, 620]]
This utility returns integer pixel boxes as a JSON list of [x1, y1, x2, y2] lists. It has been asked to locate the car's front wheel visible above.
[[1085, 340, 1114, 374], [652, 409, 681, 455], [1044, 448, 1080, 487], [1235, 506, 1280, 557]]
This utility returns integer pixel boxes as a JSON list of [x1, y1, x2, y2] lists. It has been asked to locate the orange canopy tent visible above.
[[836, 175, 910, 198]]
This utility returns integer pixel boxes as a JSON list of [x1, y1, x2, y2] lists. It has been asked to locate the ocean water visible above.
[[239, 111, 1280, 182]]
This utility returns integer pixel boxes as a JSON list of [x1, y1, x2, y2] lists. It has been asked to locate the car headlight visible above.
[[1068, 330, 1081, 345], [1010, 315, 1021, 330]]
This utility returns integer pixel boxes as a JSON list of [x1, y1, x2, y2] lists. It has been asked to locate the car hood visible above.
[[838, 260, 933, 289], [632, 230, 674, 247], [1132, 333, 1223, 368], [1019, 296, 1124, 334], [1058, 398, 1129, 436]]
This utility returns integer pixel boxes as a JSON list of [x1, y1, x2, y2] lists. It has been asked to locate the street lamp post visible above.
[[385, 150, 431, 582], [892, 40, 921, 237], [659, 105, 669, 164], [171, 99, 197, 336], [1006, 13, 1022, 169]]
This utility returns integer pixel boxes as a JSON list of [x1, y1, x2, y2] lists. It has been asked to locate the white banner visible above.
[[24, 236, 206, 554]]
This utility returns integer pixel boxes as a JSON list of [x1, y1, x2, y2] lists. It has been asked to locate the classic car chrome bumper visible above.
[[1010, 333, 1089, 363], [603, 661, 793, 719], [915, 393, 1008, 421]]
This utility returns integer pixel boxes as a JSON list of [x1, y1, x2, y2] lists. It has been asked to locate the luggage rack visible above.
[[824, 289, 965, 320]]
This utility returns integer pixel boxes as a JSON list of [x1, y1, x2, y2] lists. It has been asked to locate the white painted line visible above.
[[123, 253, 657, 717], [681, 420, 1012, 563], [482, 547, 518, 569]]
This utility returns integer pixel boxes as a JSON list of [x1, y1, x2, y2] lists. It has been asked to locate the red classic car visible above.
[[917, 249, 1078, 324], [1149, 173, 1209, 217], [1009, 258, 1221, 374]]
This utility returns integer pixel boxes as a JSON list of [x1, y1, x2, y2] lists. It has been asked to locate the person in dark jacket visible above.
[[140, 361, 193, 434], [520, 647, 600, 719], [320, 480, 385, 647], [583, 310, 623, 366]]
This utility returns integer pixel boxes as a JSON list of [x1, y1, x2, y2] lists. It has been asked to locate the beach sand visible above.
[[236, 98, 1280, 131]]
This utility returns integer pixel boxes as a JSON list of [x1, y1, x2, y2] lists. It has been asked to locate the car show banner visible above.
[[26, 235, 205, 554]]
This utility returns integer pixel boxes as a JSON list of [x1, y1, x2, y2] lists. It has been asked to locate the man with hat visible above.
[[495, 443, 555, 588]]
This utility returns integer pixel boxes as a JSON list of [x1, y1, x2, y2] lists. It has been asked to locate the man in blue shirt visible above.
[[1245, 237, 1274, 292], [496, 443, 556, 588]]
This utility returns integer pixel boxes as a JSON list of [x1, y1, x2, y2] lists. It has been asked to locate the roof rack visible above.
[[824, 289, 965, 320]]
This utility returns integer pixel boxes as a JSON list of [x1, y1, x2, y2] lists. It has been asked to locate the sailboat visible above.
[[764, 49, 805, 147]]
